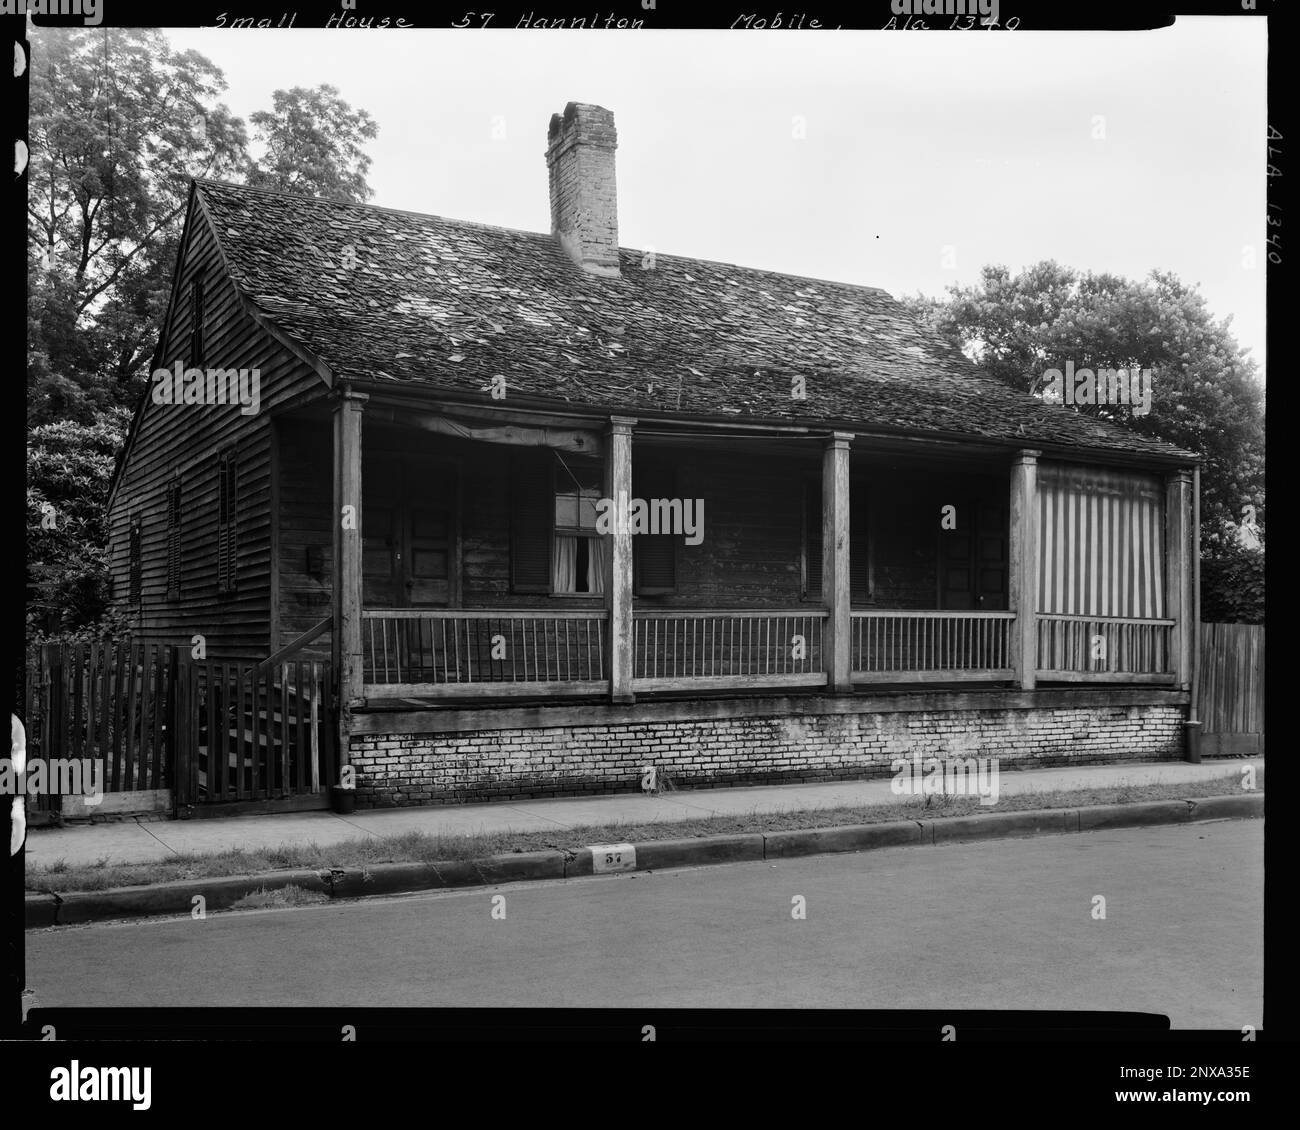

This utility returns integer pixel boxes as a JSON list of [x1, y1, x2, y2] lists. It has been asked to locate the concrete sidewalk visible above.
[[24, 758, 1260, 870]]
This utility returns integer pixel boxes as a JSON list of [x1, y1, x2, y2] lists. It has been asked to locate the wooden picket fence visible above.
[[172, 657, 335, 813], [1197, 623, 1264, 756], [23, 642, 334, 818], [23, 642, 176, 820]]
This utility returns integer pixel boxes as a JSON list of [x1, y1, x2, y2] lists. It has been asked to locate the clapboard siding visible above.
[[107, 190, 328, 659]]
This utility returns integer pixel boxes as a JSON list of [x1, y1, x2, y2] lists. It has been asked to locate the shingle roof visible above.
[[196, 180, 1193, 462]]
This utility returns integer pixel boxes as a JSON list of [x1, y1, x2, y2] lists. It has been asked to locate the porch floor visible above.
[[356, 677, 1179, 713]]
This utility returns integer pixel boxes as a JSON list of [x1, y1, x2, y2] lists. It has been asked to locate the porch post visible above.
[[333, 385, 368, 774], [1165, 468, 1194, 690], [822, 432, 853, 693], [606, 416, 636, 703], [1008, 449, 1040, 690]]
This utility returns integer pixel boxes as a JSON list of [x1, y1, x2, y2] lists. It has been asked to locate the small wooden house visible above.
[[107, 102, 1200, 811]]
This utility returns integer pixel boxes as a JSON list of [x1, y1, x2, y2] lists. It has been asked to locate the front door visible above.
[[939, 498, 1008, 610], [363, 455, 454, 609]]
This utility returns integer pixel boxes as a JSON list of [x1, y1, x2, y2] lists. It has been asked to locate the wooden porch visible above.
[[313, 389, 1195, 723]]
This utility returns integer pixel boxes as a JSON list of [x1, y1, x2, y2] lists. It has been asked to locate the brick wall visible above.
[[348, 703, 1185, 807]]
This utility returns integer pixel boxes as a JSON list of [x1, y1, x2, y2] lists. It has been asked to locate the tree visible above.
[[26, 411, 132, 638], [245, 85, 378, 202], [27, 28, 248, 424], [900, 262, 1265, 563]]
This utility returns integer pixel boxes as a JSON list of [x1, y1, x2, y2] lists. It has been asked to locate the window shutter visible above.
[[804, 479, 822, 600], [850, 485, 871, 602], [510, 450, 552, 593], [128, 515, 142, 603], [634, 464, 677, 594], [166, 479, 182, 599], [191, 278, 205, 368], [217, 451, 238, 594]]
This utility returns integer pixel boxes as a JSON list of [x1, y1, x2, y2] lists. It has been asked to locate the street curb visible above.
[[323, 851, 567, 898], [764, 820, 924, 857], [39, 869, 330, 926], [25, 792, 1263, 928]]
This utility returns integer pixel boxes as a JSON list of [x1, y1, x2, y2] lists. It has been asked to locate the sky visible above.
[[162, 19, 1267, 372]]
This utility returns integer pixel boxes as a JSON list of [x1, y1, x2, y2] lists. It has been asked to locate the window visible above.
[[165, 477, 182, 599], [552, 455, 605, 594], [128, 514, 142, 603], [190, 277, 205, 368], [217, 450, 237, 594], [803, 477, 871, 602], [510, 450, 606, 596]]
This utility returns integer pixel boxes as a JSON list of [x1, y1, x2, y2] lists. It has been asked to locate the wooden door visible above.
[[363, 456, 455, 609], [940, 498, 1008, 610]]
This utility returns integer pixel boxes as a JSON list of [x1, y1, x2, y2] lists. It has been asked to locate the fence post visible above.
[[45, 644, 64, 818]]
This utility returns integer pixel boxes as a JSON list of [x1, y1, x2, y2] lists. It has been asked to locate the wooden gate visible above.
[[1197, 623, 1264, 756], [22, 642, 177, 823], [172, 657, 335, 816]]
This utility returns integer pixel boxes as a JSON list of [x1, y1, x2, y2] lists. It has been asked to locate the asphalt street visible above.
[[26, 819, 1262, 1028]]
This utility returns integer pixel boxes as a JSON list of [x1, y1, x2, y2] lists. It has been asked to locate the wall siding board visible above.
[[106, 196, 328, 659]]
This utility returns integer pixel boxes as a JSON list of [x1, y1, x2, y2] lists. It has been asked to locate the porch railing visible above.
[[632, 610, 828, 692], [362, 610, 609, 697], [359, 607, 1178, 698], [1035, 615, 1176, 683], [851, 610, 1016, 682]]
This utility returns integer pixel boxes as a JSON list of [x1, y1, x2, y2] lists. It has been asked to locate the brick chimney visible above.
[[545, 102, 620, 278]]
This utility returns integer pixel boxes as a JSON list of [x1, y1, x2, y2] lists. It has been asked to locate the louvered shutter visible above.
[[634, 464, 677, 594], [166, 480, 182, 599], [804, 479, 822, 601], [128, 515, 142, 603], [191, 277, 205, 368], [217, 452, 238, 594], [510, 449, 553, 593], [850, 484, 871, 602]]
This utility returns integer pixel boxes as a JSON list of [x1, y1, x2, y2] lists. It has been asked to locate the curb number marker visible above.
[[590, 843, 636, 872]]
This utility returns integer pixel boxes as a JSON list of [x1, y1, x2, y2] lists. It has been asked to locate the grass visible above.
[[27, 768, 1260, 895], [229, 884, 330, 911]]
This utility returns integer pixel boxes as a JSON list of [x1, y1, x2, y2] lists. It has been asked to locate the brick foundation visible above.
[[347, 702, 1186, 808]]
